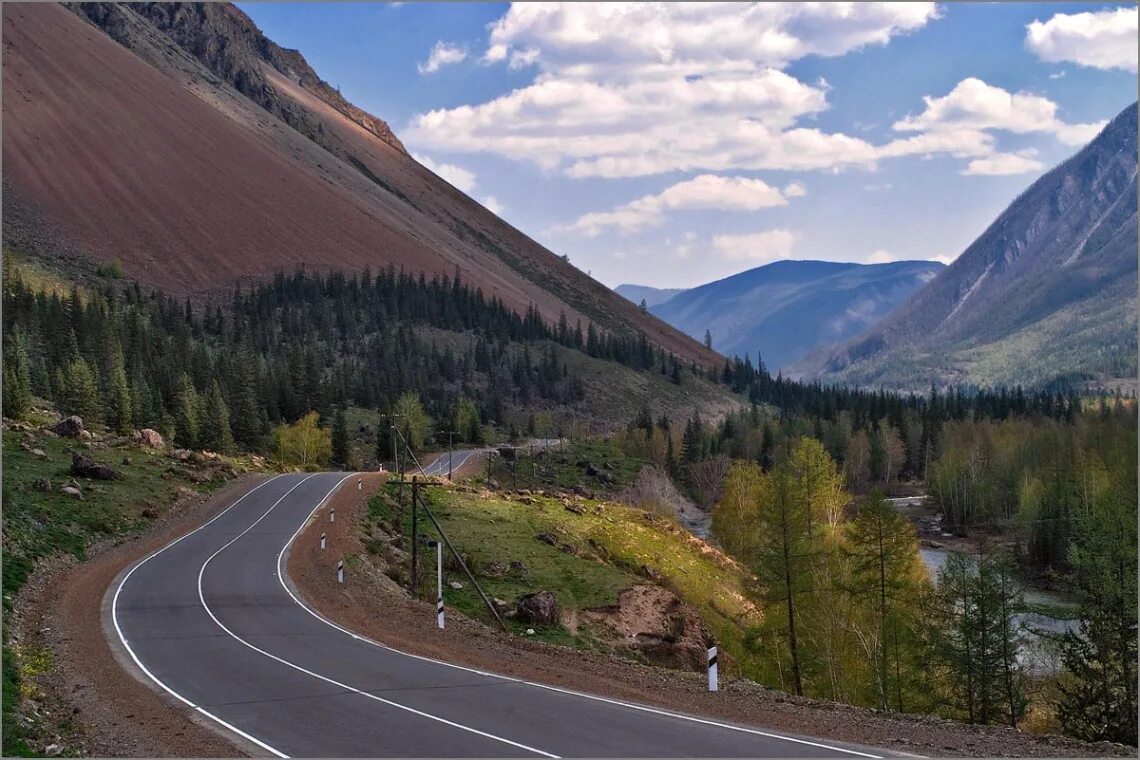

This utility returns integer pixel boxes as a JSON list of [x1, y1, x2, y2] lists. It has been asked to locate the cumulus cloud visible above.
[[566, 174, 795, 236], [418, 41, 468, 74], [481, 195, 505, 215], [1026, 7, 1138, 73], [408, 3, 939, 177], [711, 229, 796, 263], [961, 151, 1045, 176], [783, 181, 807, 197], [891, 77, 1106, 148], [413, 153, 477, 193]]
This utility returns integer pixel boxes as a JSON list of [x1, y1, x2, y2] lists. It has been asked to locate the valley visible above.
[[1, 2, 1136, 758]]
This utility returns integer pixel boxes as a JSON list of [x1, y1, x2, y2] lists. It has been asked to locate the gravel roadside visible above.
[[286, 474, 1131, 759], [13, 474, 273, 757]]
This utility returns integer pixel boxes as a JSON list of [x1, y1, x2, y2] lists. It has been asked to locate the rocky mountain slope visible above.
[[621, 260, 944, 372], [1, 3, 717, 367], [801, 101, 1138, 390]]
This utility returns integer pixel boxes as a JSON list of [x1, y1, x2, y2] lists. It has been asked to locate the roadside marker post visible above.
[[708, 646, 718, 692], [320, 532, 326, 550], [330, 508, 336, 523], [428, 539, 444, 629], [358, 479, 362, 491], [337, 559, 344, 584]]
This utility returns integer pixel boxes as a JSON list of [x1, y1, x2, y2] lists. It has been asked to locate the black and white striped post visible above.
[[707, 645, 718, 692], [337, 559, 344, 584], [330, 507, 336, 523], [427, 539, 444, 629], [320, 532, 327, 550], [358, 478, 362, 491]]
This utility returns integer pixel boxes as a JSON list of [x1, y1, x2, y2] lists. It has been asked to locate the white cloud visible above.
[[413, 153, 478, 193], [783, 181, 807, 197], [418, 41, 468, 74], [408, 3, 939, 178], [481, 195, 505, 215], [891, 77, 1106, 148], [1048, 70, 1066, 80], [1026, 7, 1138, 73], [711, 229, 796, 263], [961, 151, 1045, 176], [566, 174, 795, 236], [865, 249, 897, 264]]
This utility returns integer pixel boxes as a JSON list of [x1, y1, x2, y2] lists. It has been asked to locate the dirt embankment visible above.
[[13, 476, 273, 757], [288, 477, 1133, 759]]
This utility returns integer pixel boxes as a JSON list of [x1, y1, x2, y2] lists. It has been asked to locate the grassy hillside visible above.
[[1, 409, 265, 756], [363, 480, 765, 679]]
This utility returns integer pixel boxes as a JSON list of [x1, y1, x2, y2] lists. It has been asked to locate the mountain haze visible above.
[[804, 101, 1138, 389], [624, 260, 944, 371], [1, 2, 717, 367]]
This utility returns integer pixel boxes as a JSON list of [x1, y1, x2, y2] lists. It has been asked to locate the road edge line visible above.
[[110, 474, 289, 758]]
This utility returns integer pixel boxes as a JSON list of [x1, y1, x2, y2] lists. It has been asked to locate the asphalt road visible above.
[[418, 448, 483, 477], [111, 473, 887, 758]]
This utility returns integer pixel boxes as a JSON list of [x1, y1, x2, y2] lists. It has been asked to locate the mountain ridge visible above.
[[800, 101, 1138, 389], [619, 259, 944, 372], [1, 2, 719, 368]]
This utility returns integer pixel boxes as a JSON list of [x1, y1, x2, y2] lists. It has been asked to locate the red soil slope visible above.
[[2, 3, 718, 367]]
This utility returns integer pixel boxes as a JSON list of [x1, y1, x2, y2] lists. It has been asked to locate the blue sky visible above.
[[239, 2, 1138, 288]]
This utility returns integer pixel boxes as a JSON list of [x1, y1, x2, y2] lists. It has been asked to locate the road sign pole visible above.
[[708, 646, 718, 692]]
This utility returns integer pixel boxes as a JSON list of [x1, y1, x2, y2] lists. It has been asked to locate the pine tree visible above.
[[3, 326, 33, 420], [61, 357, 100, 424], [104, 340, 133, 434], [202, 380, 235, 453], [1057, 483, 1138, 745], [173, 374, 200, 449], [331, 407, 350, 469]]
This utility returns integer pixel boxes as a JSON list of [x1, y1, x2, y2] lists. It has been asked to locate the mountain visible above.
[[614, 284, 687, 309], [803, 102, 1138, 390], [1, 3, 717, 367], [633, 260, 944, 372]]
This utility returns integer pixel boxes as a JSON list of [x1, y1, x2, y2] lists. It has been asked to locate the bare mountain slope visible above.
[[803, 101, 1138, 389], [1, 3, 717, 366]]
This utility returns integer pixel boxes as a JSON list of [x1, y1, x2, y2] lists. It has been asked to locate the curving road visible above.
[[109, 473, 886, 758]]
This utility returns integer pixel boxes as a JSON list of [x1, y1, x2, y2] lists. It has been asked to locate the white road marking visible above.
[[276, 478, 884, 759], [198, 474, 560, 759], [111, 475, 290, 758]]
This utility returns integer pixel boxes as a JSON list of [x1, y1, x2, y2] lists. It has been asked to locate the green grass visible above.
[[368, 483, 765, 675], [486, 438, 647, 494], [1, 420, 262, 756]]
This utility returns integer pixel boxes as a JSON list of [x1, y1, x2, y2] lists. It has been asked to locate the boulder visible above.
[[516, 590, 559, 626], [171, 448, 192, 462], [448, 581, 464, 590], [48, 416, 84, 438], [135, 428, 165, 448], [32, 478, 52, 493], [535, 532, 557, 546], [483, 560, 510, 578], [70, 451, 119, 480], [60, 485, 83, 499]]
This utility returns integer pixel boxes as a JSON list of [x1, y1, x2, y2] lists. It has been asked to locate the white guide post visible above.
[[337, 559, 344, 584], [708, 645, 718, 692], [320, 532, 327, 550], [330, 508, 335, 523], [436, 541, 445, 629]]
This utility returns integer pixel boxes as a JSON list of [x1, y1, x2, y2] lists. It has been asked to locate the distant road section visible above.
[[110, 473, 885, 758]]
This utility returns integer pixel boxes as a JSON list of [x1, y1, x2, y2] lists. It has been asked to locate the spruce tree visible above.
[[3, 326, 33, 420], [104, 341, 133, 434], [202, 380, 235, 453], [174, 374, 200, 449], [61, 357, 100, 424]]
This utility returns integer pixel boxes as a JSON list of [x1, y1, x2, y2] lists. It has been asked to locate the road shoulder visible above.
[[19, 474, 272, 757]]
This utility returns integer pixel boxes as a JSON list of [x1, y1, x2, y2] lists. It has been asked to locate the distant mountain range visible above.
[[617, 259, 944, 372], [800, 101, 1138, 390], [614, 284, 687, 309]]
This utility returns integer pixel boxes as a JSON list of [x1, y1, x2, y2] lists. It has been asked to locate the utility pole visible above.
[[442, 430, 458, 480]]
